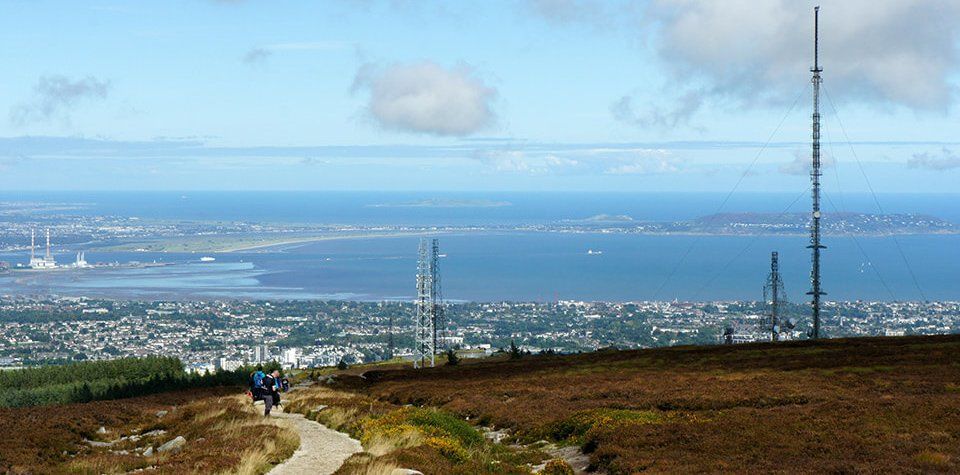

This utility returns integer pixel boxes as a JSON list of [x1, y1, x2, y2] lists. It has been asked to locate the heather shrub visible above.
[[542, 458, 575, 475], [914, 450, 951, 470]]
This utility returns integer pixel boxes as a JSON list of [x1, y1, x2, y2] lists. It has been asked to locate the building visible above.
[[214, 357, 242, 372], [252, 344, 270, 363], [28, 229, 57, 269], [281, 348, 301, 368]]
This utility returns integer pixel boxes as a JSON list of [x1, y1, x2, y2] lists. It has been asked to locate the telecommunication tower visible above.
[[807, 6, 827, 339], [430, 238, 445, 353], [763, 252, 787, 341], [413, 238, 445, 368], [388, 310, 395, 360], [413, 239, 435, 368]]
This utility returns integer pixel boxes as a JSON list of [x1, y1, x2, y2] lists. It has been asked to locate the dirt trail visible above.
[[268, 408, 362, 475]]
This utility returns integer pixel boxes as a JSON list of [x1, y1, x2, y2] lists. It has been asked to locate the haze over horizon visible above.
[[2, 0, 959, 192]]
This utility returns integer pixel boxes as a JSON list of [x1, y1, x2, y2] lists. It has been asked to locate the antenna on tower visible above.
[[807, 6, 827, 339], [46, 228, 51, 259], [413, 238, 435, 368], [763, 251, 787, 342], [30, 228, 35, 261]]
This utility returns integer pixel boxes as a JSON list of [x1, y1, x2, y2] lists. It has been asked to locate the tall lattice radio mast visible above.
[[807, 6, 826, 339]]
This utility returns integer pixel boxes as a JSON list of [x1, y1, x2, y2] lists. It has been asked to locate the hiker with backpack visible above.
[[249, 369, 267, 402], [261, 370, 282, 416]]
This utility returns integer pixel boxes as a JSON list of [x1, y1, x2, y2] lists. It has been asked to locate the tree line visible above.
[[0, 356, 271, 408]]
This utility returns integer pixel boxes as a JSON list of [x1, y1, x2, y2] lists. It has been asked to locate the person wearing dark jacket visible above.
[[261, 371, 280, 416]]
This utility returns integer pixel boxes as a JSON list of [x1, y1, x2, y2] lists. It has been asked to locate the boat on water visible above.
[[587, 249, 603, 255], [200, 256, 216, 262]]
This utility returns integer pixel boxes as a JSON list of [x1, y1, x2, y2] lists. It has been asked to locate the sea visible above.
[[0, 191, 957, 302]]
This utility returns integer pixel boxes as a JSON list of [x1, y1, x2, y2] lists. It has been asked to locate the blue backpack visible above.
[[252, 370, 266, 389]]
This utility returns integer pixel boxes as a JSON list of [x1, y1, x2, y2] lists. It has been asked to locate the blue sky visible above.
[[1, 0, 959, 192]]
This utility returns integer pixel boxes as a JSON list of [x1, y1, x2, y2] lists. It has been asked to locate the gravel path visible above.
[[268, 409, 363, 475]]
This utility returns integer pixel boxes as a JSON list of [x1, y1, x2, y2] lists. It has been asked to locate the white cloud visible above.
[[0, 155, 30, 172], [525, 0, 609, 26], [611, 90, 705, 130], [651, 0, 960, 111], [352, 61, 497, 136], [908, 148, 960, 170], [242, 41, 347, 64], [243, 47, 272, 64], [10, 75, 111, 126], [602, 150, 679, 175], [474, 150, 536, 173], [544, 154, 579, 168], [473, 147, 680, 175], [778, 149, 836, 175]]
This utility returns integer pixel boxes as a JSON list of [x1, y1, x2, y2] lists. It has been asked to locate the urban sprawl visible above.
[[1, 298, 956, 372]]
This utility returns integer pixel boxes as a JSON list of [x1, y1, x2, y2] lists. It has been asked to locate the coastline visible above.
[[217, 231, 451, 252], [86, 228, 960, 254]]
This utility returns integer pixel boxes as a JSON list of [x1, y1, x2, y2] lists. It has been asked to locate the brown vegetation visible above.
[[0, 387, 298, 474], [283, 385, 544, 474], [329, 335, 960, 474]]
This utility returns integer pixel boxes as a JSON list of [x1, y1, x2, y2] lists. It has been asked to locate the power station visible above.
[[28, 228, 57, 269]]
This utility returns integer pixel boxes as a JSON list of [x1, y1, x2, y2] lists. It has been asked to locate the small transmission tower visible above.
[[807, 6, 827, 339], [430, 238, 445, 354], [388, 310, 395, 360], [763, 251, 787, 341], [413, 239, 435, 368]]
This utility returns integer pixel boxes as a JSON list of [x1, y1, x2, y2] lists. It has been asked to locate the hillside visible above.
[[0, 387, 298, 474], [0, 357, 295, 474], [317, 334, 960, 473]]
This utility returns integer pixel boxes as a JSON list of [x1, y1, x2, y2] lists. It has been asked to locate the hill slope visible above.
[[0, 388, 298, 474], [334, 335, 960, 473]]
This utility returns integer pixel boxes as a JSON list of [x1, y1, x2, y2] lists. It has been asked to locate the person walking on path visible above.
[[261, 370, 280, 416]]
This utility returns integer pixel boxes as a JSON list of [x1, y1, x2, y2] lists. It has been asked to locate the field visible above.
[[323, 334, 960, 474], [0, 387, 298, 474]]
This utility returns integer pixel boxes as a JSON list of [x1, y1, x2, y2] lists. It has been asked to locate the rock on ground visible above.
[[157, 436, 186, 453]]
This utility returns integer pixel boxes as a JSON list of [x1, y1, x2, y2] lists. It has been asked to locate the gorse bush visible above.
[[407, 407, 485, 448], [0, 356, 263, 408], [359, 406, 484, 463], [424, 436, 469, 463]]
